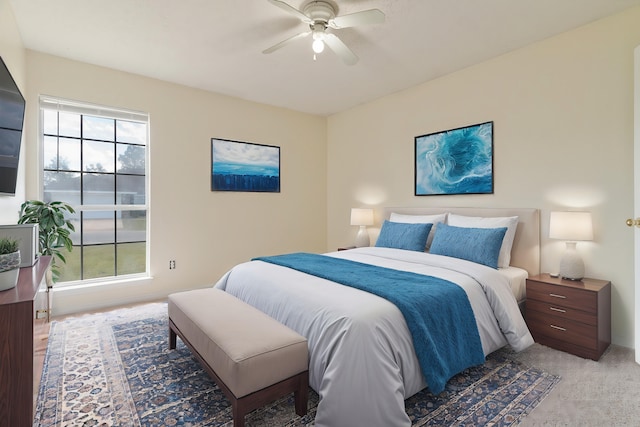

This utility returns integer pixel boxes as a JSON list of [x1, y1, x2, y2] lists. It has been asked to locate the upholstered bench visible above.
[[168, 288, 309, 427]]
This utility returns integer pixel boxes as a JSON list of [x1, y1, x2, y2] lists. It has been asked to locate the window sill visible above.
[[52, 275, 153, 292]]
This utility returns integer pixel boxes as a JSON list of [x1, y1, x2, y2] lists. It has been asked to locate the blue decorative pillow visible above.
[[429, 223, 507, 269], [375, 220, 433, 252]]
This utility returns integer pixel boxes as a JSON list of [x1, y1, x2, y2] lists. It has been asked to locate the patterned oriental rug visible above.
[[34, 302, 559, 427]]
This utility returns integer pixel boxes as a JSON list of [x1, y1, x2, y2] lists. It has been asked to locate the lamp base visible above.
[[559, 241, 585, 281], [354, 226, 370, 247]]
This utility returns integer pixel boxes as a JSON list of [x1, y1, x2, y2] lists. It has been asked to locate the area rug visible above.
[[34, 302, 559, 427]]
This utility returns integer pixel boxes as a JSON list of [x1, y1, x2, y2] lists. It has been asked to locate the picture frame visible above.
[[211, 138, 280, 192], [414, 121, 494, 196]]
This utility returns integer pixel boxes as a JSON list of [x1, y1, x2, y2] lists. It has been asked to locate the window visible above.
[[40, 97, 149, 284]]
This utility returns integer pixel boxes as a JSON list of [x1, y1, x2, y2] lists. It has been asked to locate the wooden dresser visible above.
[[0, 256, 51, 426], [526, 273, 611, 360]]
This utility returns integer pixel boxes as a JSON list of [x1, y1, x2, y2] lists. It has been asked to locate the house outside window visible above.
[[40, 96, 149, 284]]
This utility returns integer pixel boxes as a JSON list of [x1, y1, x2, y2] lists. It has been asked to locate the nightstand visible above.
[[525, 273, 611, 360]]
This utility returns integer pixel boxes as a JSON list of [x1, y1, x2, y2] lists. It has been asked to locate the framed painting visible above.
[[414, 121, 494, 196], [211, 138, 280, 192]]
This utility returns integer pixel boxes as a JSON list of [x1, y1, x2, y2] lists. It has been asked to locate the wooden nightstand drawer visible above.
[[526, 299, 597, 326], [526, 280, 597, 313], [526, 309, 597, 349]]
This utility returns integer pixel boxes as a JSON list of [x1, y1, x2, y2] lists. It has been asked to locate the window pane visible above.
[[43, 136, 57, 170], [59, 112, 80, 138], [43, 171, 81, 205], [117, 176, 145, 205], [116, 120, 146, 145], [67, 216, 81, 246], [43, 110, 58, 135], [83, 116, 114, 141], [57, 247, 80, 282], [83, 141, 114, 173], [59, 138, 81, 171], [83, 173, 115, 204], [117, 242, 146, 275], [116, 143, 145, 174], [83, 244, 115, 280], [117, 210, 146, 243], [83, 211, 114, 245]]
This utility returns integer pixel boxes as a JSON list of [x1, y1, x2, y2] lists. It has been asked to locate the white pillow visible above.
[[389, 212, 447, 250], [447, 214, 518, 268]]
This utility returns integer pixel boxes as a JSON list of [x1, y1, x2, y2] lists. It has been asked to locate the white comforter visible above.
[[214, 247, 533, 427]]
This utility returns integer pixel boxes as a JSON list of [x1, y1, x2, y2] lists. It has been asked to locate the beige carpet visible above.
[[511, 343, 640, 426]]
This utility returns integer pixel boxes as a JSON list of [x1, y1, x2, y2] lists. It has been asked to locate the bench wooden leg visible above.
[[294, 372, 309, 416], [169, 320, 177, 349], [232, 402, 245, 427]]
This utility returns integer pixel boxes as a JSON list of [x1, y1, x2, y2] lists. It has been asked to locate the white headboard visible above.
[[382, 207, 540, 276]]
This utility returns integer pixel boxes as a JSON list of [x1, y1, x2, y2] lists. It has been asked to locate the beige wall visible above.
[[327, 7, 640, 348], [3, 0, 639, 348], [0, 0, 26, 222], [23, 52, 327, 315]]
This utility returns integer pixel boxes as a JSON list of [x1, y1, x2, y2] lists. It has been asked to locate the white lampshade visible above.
[[549, 211, 593, 241], [351, 208, 373, 247], [350, 208, 374, 226], [549, 211, 593, 281]]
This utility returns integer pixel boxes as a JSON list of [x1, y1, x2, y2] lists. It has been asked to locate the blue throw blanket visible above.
[[253, 252, 485, 394]]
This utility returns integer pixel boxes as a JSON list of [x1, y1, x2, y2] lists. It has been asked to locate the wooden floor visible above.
[[33, 318, 50, 412]]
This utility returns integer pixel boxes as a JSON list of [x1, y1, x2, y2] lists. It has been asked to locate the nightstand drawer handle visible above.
[[549, 293, 567, 299], [549, 307, 566, 313], [550, 324, 567, 331]]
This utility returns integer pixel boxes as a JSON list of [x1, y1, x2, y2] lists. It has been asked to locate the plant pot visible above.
[[0, 250, 20, 291]]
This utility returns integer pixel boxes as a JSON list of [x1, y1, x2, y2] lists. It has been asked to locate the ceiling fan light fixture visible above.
[[312, 38, 325, 53], [264, 0, 386, 65]]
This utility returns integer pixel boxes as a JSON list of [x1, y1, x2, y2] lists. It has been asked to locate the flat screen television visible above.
[[0, 56, 26, 196]]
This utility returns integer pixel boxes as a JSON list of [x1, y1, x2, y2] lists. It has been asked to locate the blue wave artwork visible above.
[[415, 122, 493, 195], [211, 139, 280, 192]]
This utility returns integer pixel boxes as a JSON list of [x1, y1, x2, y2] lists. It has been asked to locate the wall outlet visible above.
[[169, 260, 176, 270]]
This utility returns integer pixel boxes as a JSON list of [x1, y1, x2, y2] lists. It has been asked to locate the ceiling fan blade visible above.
[[328, 9, 385, 29], [267, 0, 313, 24], [324, 33, 358, 65], [262, 31, 311, 54]]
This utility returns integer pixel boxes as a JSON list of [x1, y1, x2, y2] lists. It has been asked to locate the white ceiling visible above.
[[9, 0, 640, 116]]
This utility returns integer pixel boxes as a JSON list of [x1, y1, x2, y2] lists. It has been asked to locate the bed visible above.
[[214, 207, 539, 427]]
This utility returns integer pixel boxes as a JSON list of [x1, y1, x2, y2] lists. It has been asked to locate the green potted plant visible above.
[[0, 237, 20, 291], [18, 200, 75, 283]]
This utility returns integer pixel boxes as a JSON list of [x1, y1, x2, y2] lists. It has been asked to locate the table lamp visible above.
[[350, 208, 374, 247], [549, 211, 593, 280]]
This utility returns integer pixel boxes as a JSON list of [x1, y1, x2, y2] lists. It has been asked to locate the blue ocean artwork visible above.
[[213, 161, 279, 177], [211, 139, 280, 192], [415, 122, 493, 195]]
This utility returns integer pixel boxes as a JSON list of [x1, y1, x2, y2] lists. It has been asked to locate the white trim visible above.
[[38, 95, 151, 286], [39, 95, 148, 123], [53, 273, 152, 290], [75, 204, 147, 211], [634, 45, 640, 365]]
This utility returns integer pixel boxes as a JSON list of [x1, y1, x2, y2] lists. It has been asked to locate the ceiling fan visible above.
[[263, 0, 385, 65]]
